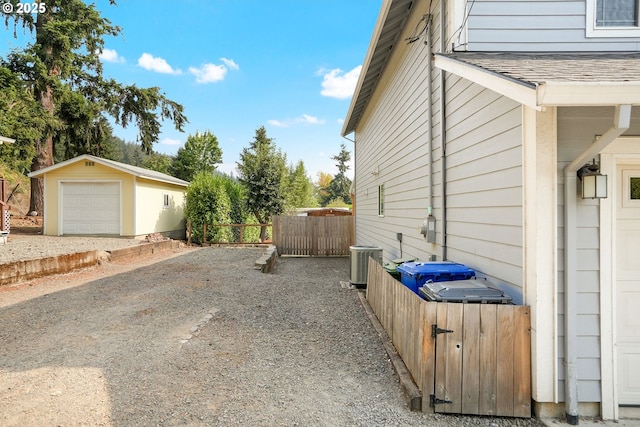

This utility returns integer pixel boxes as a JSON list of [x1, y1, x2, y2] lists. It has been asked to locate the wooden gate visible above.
[[272, 215, 354, 256], [366, 260, 531, 417], [427, 302, 531, 417]]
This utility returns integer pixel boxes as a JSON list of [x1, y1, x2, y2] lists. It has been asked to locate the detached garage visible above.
[[29, 154, 188, 239]]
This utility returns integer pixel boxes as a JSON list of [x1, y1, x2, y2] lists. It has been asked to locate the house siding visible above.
[[466, 0, 640, 51], [354, 3, 437, 262], [556, 106, 640, 402], [353, 0, 525, 300], [443, 73, 524, 300]]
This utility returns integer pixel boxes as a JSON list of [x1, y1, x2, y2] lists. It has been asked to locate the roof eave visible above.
[[28, 154, 189, 187], [341, 0, 414, 137], [434, 53, 540, 109], [537, 81, 640, 106], [435, 54, 640, 108]]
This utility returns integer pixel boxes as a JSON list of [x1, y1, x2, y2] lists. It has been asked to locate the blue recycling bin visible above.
[[396, 261, 475, 294]]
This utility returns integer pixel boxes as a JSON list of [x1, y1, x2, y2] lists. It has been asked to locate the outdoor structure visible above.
[[29, 154, 188, 239], [296, 207, 352, 216], [342, 0, 640, 423], [0, 135, 15, 241]]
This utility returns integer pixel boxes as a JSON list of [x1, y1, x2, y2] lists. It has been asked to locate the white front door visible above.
[[616, 166, 640, 405]]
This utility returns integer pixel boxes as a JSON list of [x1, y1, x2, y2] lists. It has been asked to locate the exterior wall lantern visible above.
[[577, 159, 607, 199]]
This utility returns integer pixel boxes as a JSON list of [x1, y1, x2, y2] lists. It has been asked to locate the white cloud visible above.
[[99, 48, 124, 63], [189, 58, 239, 84], [268, 114, 325, 128], [221, 57, 239, 70], [319, 65, 362, 99], [138, 53, 182, 75], [336, 118, 344, 124], [160, 137, 182, 146], [297, 114, 325, 125], [268, 119, 288, 128], [189, 63, 227, 83]]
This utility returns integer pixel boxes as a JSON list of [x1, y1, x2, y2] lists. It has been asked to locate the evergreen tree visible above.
[[283, 160, 317, 211], [0, 66, 53, 174], [236, 126, 286, 241], [327, 143, 352, 205], [3, 1, 187, 213]]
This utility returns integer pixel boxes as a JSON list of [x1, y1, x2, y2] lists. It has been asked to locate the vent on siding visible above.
[[85, 161, 95, 166]]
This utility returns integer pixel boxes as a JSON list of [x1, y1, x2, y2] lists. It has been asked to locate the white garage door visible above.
[[62, 182, 120, 235]]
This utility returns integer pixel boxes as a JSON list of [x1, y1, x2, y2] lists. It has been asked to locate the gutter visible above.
[[562, 104, 631, 425]]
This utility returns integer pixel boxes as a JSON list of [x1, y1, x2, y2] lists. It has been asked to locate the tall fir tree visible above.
[[236, 126, 286, 241], [3, 0, 187, 213]]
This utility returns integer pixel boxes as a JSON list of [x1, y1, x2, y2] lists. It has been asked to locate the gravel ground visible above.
[[0, 234, 142, 264], [0, 242, 543, 426]]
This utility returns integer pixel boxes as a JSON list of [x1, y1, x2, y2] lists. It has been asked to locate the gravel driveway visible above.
[[0, 246, 542, 426], [0, 234, 142, 264]]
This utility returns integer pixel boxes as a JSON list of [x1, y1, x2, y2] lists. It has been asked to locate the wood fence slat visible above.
[[421, 301, 438, 413], [496, 305, 516, 416], [434, 302, 449, 412], [444, 303, 464, 414], [513, 307, 532, 418], [462, 304, 481, 415], [479, 304, 498, 416]]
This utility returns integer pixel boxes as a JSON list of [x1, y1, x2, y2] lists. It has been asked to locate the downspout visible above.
[[562, 104, 631, 425], [440, 0, 448, 261]]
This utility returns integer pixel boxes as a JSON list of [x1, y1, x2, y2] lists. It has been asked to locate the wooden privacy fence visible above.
[[272, 215, 354, 256], [366, 259, 531, 418]]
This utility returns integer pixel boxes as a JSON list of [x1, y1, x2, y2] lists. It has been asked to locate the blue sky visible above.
[[2, 0, 383, 180]]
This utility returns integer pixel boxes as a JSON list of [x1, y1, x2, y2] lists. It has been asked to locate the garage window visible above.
[[163, 193, 170, 209]]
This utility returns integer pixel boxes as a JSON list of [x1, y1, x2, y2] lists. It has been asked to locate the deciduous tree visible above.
[[170, 130, 222, 182]]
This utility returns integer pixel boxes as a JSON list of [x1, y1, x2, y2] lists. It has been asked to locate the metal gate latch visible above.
[[430, 394, 453, 407], [431, 324, 453, 338]]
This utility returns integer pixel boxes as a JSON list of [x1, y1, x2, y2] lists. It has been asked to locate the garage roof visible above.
[[28, 154, 189, 187]]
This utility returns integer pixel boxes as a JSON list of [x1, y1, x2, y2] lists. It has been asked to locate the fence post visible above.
[[187, 220, 192, 246]]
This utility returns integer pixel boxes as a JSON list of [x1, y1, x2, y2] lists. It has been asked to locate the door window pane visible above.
[[630, 177, 640, 199]]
